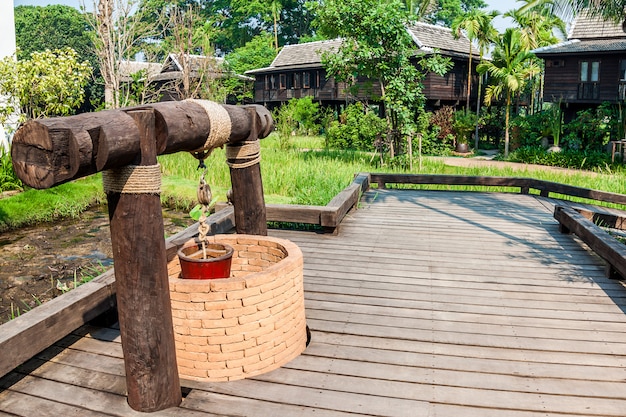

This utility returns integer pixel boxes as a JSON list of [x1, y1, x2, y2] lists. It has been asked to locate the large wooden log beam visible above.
[[11, 102, 273, 189]]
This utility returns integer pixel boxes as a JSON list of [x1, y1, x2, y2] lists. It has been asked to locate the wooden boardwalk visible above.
[[3, 189, 626, 416]]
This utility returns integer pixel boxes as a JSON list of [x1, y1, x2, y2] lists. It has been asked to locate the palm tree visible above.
[[519, 0, 626, 21], [452, 9, 499, 147], [505, 6, 567, 51], [506, 1, 567, 114], [478, 28, 541, 157]]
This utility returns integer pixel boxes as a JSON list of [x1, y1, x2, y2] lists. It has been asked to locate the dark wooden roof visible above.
[[406, 22, 478, 58], [569, 10, 626, 40], [246, 23, 477, 75], [533, 10, 626, 56]]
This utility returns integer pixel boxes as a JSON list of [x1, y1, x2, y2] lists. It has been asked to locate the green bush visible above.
[[325, 103, 386, 151], [453, 109, 478, 145], [562, 105, 614, 151], [505, 146, 613, 170], [273, 97, 322, 150], [0, 147, 22, 193]]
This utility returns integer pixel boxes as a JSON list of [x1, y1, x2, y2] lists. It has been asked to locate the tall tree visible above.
[[477, 28, 541, 157], [424, 0, 488, 26], [311, 0, 451, 157], [519, 0, 626, 22], [14, 5, 93, 63], [505, 3, 567, 50], [87, 0, 158, 108], [452, 9, 498, 147], [232, 0, 283, 51], [507, 1, 566, 113]]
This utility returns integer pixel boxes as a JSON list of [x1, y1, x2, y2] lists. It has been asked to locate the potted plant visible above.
[[177, 239, 234, 280], [453, 109, 476, 153], [177, 180, 233, 279]]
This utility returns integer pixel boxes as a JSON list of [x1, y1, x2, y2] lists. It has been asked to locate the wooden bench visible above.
[[554, 205, 626, 280]]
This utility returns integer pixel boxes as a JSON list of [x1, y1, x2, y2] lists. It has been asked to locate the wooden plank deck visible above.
[[3, 189, 626, 416]]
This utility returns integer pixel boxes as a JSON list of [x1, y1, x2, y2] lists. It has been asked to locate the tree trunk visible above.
[[505, 90, 511, 158], [474, 71, 482, 151], [466, 44, 472, 111]]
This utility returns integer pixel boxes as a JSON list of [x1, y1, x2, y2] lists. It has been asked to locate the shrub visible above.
[[505, 146, 612, 170], [429, 106, 454, 140], [325, 103, 386, 151], [562, 105, 614, 151], [273, 97, 322, 150]]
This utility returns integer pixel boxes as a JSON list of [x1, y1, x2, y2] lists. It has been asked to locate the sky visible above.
[[11, 0, 524, 32]]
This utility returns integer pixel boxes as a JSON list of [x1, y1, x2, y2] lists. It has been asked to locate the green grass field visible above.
[[1, 133, 625, 232]]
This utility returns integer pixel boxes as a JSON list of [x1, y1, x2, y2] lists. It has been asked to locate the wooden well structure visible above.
[[10, 100, 308, 412]]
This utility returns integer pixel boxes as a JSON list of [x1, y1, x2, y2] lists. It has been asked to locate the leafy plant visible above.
[[325, 103, 386, 151], [430, 106, 455, 140], [453, 109, 478, 145], [0, 47, 91, 123], [0, 148, 22, 193]]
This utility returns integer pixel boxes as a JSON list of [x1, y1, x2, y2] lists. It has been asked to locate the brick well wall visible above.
[[168, 234, 306, 382]]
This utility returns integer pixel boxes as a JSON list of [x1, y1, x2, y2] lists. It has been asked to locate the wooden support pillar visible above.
[[227, 107, 268, 236], [106, 109, 181, 412]]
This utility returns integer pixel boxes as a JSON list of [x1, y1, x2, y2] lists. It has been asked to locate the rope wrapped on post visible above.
[[185, 99, 232, 152], [102, 164, 162, 194], [226, 141, 262, 169]]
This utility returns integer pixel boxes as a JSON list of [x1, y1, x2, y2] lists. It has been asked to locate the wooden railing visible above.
[[370, 173, 626, 207]]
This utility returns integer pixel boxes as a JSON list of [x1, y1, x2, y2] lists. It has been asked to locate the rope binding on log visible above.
[[226, 140, 262, 169], [185, 99, 232, 153], [102, 164, 162, 194]]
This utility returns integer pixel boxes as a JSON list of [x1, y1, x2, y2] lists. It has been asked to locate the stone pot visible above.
[[456, 142, 469, 153]]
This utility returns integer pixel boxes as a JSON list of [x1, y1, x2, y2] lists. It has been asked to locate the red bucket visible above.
[[177, 242, 234, 279]]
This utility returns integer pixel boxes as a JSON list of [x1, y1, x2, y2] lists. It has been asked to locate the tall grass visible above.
[[4, 133, 626, 231], [158, 134, 386, 206]]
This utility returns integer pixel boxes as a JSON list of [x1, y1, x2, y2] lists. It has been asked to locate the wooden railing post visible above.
[[105, 109, 181, 412], [227, 107, 268, 235]]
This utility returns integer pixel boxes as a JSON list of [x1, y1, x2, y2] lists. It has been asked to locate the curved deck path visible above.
[[2, 189, 626, 416]]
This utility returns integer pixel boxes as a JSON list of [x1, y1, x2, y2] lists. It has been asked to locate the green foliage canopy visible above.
[[310, 0, 451, 155], [0, 48, 92, 123], [14, 5, 94, 64]]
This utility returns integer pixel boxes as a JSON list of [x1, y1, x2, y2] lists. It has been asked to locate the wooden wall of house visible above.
[[421, 58, 478, 105], [543, 55, 626, 104], [252, 70, 382, 105]]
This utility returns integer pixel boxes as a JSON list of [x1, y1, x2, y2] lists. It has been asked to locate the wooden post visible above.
[[227, 107, 268, 235], [106, 109, 181, 412]]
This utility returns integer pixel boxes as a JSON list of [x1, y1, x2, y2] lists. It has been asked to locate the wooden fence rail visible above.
[[370, 173, 626, 207]]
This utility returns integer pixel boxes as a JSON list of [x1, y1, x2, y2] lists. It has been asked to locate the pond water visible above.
[[0, 205, 195, 324]]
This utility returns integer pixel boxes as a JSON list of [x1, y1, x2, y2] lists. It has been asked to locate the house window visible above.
[[264, 75, 270, 90], [269, 75, 277, 90], [279, 74, 287, 89], [580, 60, 600, 82], [293, 73, 300, 89], [578, 60, 600, 100], [303, 72, 311, 89], [620, 60, 626, 81]]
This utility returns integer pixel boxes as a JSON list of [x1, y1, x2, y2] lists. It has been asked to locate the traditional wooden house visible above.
[[119, 54, 253, 103], [245, 22, 479, 111], [533, 12, 626, 120]]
